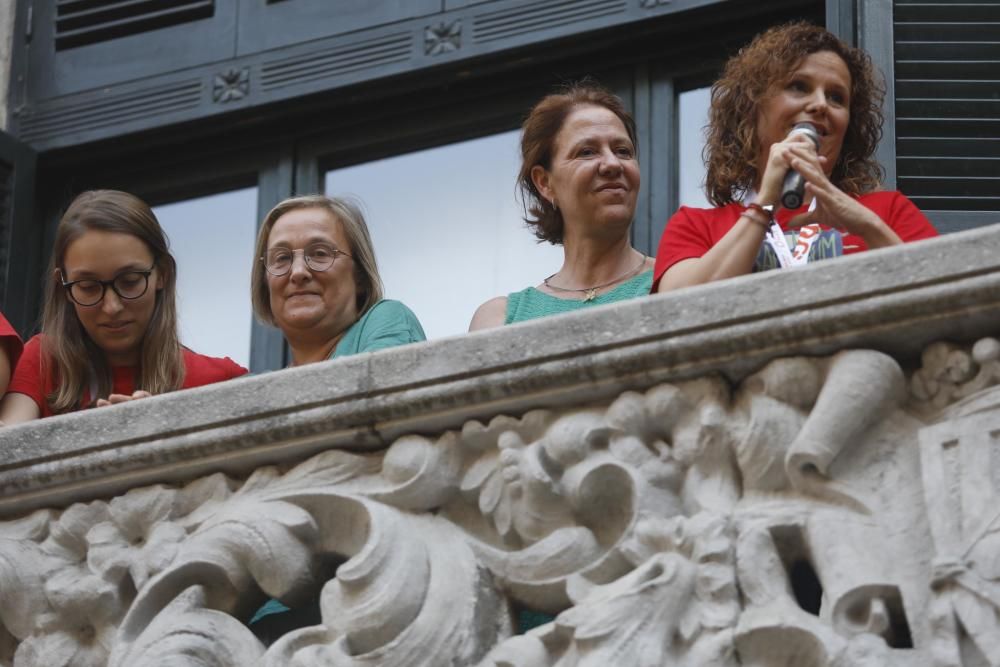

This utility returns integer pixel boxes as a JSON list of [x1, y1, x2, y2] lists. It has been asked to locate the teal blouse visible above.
[[505, 270, 653, 324], [330, 299, 426, 358]]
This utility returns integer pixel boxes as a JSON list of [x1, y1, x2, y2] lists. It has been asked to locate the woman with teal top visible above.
[[251, 195, 425, 366], [469, 83, 654, 330], [248, 194, 425, 640], [468, 84, 651, 634]]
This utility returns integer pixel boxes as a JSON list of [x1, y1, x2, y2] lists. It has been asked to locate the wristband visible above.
[[742, 202, 773, 229]]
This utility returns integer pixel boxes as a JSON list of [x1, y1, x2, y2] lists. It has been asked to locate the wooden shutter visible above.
[[894, 1, 1000, 220], [55, 0, 215, 50]]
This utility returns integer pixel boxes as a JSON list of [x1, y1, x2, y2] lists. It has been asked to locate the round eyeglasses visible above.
[[262, 243, 352, 276], [61, 266, 155, 307]]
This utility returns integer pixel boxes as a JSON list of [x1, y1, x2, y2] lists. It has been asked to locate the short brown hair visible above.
[[518, 83, 638, 244], [704, 21, 885, 206], [251, 195, 384, 326]]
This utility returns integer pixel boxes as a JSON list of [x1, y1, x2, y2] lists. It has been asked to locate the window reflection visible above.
[[325, 130, 564, 339], [679, 86, 711, 208], [153, 187, 257, 368]]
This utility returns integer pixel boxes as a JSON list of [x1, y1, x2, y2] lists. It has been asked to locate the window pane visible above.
[[325, 130, 564, 339], [679, 86, 711, 208], [154, 187, 257, 368]]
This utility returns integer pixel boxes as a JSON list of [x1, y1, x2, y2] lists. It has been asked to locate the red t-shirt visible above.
[[652, 191, 939, 289], [7, 334, 248, 417], [0, 312, 23, 372]]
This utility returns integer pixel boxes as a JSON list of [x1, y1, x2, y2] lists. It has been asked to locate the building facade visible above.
[[1, 0, 996, 370], [0, 3, 999, 665]]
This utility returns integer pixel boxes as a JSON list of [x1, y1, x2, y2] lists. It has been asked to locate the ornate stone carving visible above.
[[425, 20, 461, 56], [910, 337, 1000, 416], [212, 67, 250, 103], [2, 337, 1000, 664]]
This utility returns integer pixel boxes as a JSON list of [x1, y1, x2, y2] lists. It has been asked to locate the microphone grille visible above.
[[789, 122, 819, 146]]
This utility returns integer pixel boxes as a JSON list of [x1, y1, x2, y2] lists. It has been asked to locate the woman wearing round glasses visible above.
[[0, 190, 247, 424], [248, 194, 424, 635], [251, 195, 424, 367]]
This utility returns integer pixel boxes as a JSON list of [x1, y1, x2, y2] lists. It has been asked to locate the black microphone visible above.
[[780, 122, 820, 210]]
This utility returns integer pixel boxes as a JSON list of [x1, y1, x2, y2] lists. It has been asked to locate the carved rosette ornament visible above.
[[212, 67, 250, 103], [1, 337, 1000, 665], [425, 20, 462, 56]]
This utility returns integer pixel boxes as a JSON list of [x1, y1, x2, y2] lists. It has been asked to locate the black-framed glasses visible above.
[[61, 265, 155, 307], [262, 243, 352, 276]]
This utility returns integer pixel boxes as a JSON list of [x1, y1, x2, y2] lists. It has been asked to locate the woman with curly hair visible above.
[[653, 21, 938, 292], [470, 83, 654, 329]]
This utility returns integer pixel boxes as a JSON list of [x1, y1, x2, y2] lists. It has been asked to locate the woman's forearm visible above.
[[658, 213, 768, 291]]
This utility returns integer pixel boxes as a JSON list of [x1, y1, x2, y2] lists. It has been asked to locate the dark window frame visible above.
[[23, 0, 824, 371]]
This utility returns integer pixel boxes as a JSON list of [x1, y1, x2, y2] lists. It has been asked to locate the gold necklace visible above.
[[543, 253, 647, 302]]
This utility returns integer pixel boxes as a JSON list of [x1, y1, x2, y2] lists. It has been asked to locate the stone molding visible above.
[[2, 224, 1000, 518], [2, 336, 1000, 663], [2, 227, 1000, 663]]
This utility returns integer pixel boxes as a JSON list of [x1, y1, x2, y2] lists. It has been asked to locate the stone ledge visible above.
[[1, 222, 999, 517]]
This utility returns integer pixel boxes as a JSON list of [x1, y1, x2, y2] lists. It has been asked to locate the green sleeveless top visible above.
[[505, 270, 653, 324]]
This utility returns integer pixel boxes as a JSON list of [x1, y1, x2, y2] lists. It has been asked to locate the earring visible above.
[[551, 198, 558, 211]]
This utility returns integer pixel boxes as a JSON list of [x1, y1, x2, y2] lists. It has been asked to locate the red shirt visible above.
[[0, 312, 22, 371], [652, 191, 939, 289], [8, 334, 248, 417]]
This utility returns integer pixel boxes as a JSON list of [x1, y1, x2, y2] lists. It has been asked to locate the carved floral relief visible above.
[[1, 337, 999, 666]]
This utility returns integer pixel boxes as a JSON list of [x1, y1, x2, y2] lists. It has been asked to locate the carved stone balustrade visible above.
[[2, 224, 1000, 666]]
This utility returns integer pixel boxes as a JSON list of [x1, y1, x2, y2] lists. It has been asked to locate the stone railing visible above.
[[2, 225, 1000, 666]]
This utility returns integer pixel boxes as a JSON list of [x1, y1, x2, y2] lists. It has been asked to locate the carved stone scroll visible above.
[[2, 336, 1000, 665]]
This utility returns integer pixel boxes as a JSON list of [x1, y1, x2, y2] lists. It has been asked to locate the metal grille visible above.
[[55, 0, 215, 50], [894, 1, 1000, 211]]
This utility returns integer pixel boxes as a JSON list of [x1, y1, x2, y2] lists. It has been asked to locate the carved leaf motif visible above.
[[462, 451, 499, 497], [484, 535, 737, 667], [118, 485, 320, 658], [179, 496, 317, 598], [460, 411, 554, 454], [0, 509, 51, 542], [264, 502, 511, 666], [371, 432, 463, 510], [281, 448, 380, 490], [109, 585, 263, 667]]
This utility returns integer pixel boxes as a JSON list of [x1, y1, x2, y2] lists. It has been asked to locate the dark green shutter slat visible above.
[[895, 61, 1000, 79], [895, 3, 1000, 21], [894, 0, 1000, 212], [896, 42, 1000, 60], [896, 80, 1000, 98], [55, 0, 214, 50], [898, 137, 1000, 157]]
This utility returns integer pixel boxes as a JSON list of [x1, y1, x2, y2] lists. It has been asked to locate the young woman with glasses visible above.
[[250, 195, 425, 368], [0, 190, 247, 424]]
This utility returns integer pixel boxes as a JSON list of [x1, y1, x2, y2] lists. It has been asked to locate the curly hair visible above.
[[518, 83, 637, 244], [703, 21, 885, 206]]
